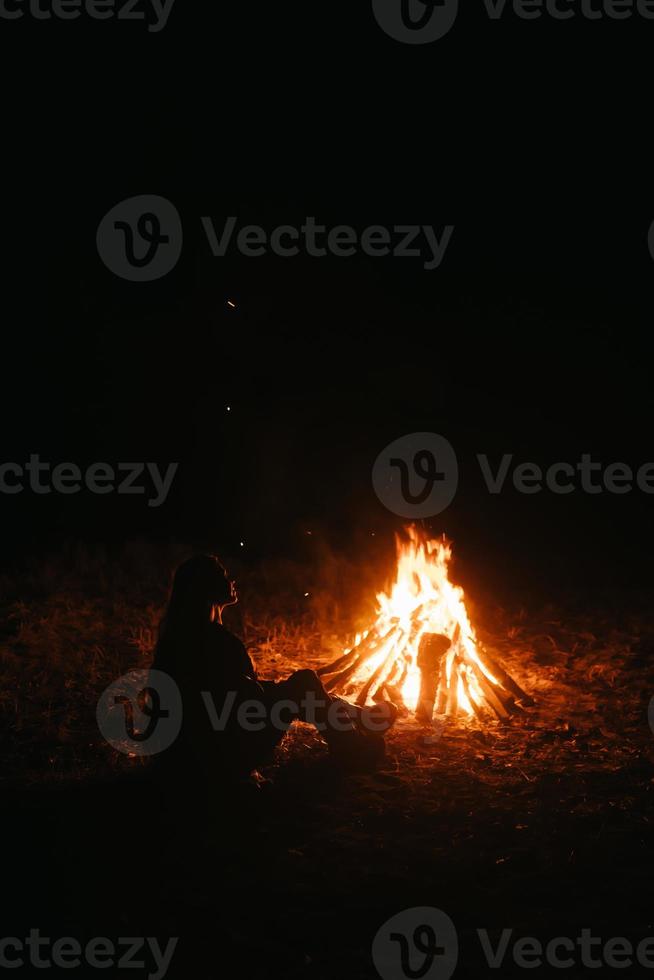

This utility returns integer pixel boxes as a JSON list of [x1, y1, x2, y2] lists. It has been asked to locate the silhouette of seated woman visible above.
[[151, 555, 396, 783]]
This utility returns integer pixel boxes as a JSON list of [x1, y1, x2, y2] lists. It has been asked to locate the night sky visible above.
[[1, 2, 651, 602], [0, 199, 649, 599]]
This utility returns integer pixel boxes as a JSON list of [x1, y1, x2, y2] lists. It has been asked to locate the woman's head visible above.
[[154, 555, 237, 667], [170, 554, 237, 614]]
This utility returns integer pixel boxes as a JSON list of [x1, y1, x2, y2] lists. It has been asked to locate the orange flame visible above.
[[342, 526, 496, 717]]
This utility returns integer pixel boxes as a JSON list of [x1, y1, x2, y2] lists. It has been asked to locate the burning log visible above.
[[415, 632, 451, 723], [446, 662, 459, 718], [316, 646, 360, 679], [382, 660, 410, 714], [383, 656, 403, 690], [317, 628, 382, 677], [477, 646, 535, 708], [322, 629, 392, 692], [382, 684, 410, 715], [355, 649, 396, 705], [460, 671, 485, 723], [463, 655, 512, 721], [435, 656, 449, 715]]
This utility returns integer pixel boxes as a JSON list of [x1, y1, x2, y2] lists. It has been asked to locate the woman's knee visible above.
[[286, 669, 324, 699], [292, 668, 319, 684]]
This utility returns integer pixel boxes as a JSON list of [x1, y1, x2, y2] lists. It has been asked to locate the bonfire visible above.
[[319, 526, 533, 722]]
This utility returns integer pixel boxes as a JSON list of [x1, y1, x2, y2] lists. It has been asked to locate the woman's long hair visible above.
[[153, 555, 231, 676]]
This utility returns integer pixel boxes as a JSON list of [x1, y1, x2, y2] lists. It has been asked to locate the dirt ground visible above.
[[3, 552, 654, 978]]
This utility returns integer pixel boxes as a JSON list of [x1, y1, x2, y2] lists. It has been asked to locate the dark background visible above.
[[0, 0, 651, 602]]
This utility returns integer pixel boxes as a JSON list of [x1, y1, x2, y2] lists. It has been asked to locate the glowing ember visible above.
[[319, 525, 532, 723]]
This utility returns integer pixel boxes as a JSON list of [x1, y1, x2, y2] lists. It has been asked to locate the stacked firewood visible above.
[[318, 622, 533, 723]]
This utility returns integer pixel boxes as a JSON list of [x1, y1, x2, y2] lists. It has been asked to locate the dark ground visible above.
[[3, 546, 654, 979]]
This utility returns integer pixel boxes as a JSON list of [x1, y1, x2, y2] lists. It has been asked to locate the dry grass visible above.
[[6, 543, 654, 979], [2, 540, 654, 791]]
